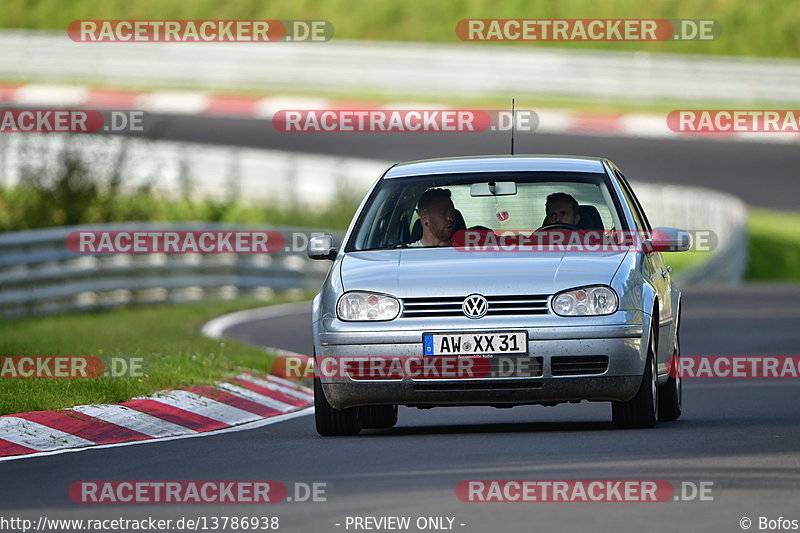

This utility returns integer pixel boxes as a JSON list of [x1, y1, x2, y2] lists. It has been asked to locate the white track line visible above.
[[267, 374, 312, 392], [236, 373, 314, 402], [136, 91, 211, 114], [255, 97, 332, 118], [147, 390, 261, 425], [70, 404, 196, 438], [534, 109, 575, 134], [0, 408, 312, 463], [0, 417, 95, 451], [12, 84, 89, 106], [201, 301, 311, 339], [216, 382, 294, 412]]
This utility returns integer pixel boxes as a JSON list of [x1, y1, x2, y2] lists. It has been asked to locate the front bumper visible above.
[[317, 322, 646, 409]]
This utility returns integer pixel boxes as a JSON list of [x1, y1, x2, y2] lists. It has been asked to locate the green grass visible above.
[[0, 295, 311, 415], [2, 0, 798, 59], [663, 250, 710, 275], [0, 184, 361, 232], [665, 207, 800, 281], [664, 208, 800, 281], [746, 208, 800, 280]]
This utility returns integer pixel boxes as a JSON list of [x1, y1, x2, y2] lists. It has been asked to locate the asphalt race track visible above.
[[1, 285, 799, 533], [116, 112, 800, 210]]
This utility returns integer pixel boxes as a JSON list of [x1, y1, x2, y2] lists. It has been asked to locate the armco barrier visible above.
[[0, 223, 342, 319], [2, 30, 800, 104]]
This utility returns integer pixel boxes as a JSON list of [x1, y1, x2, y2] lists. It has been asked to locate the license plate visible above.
[[423, 331, 527, 356]]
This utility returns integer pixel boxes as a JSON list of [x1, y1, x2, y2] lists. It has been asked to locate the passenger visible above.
[[542, 192, 581, 227], [410, 188, 457, 247]]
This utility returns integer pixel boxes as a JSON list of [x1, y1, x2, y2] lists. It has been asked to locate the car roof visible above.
[[383, 155, 608, 179]]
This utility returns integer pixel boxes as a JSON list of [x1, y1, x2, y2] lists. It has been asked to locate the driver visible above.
[[410, 188, 457, 247], [542, 192, 581, 227]]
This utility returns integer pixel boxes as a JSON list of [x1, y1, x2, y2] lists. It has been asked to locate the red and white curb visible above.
[[0, 372, 312, 461], [1, 82, 798, 144]]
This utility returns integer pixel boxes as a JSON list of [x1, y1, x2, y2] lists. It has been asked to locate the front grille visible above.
[[402, 294, 550, 318], [551, 356, 609, 376]]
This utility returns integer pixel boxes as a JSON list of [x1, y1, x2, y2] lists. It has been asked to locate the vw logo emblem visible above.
[[462, 294, 488, 319]]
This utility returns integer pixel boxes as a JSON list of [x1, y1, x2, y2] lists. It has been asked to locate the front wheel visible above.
[[658, 338, 682, 421], [314, 377, 361, 436], [612, 325, 658, 429]]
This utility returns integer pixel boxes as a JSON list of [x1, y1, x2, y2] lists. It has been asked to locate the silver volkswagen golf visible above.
[[308, 155, 690, 436]]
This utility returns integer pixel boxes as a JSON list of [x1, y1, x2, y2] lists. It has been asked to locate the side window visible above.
[[614, 170, 652, 233]]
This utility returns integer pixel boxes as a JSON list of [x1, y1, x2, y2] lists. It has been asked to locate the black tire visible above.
[[658, 334, 682, 421], [612, 324, 658, 429], [313, 377, 361, 436], [361, 405, 398, 429]]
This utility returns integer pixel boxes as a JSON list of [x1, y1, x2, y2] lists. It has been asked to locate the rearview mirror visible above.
[[308, 235, 338, 260], [470, 181, 517, 197]]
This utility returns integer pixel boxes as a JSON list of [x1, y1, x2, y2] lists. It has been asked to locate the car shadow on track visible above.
[[361, 420, 617, 436]]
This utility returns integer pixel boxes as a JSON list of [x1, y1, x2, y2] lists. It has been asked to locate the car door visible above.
[[614, 170, 673, 371]]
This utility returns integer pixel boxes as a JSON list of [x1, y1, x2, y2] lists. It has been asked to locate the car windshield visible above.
[[346, 171, 626, 252]]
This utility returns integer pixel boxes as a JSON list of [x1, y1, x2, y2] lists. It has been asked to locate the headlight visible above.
[[337, 292, 401, 321], [552, 286, 618, 316]]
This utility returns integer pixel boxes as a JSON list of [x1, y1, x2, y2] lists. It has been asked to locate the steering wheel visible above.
[[535, 223, 580, 231]]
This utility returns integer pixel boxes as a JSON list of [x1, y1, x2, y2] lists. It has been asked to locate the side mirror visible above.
[[646, 227, 692, 252], [308, 235, 338, 260]]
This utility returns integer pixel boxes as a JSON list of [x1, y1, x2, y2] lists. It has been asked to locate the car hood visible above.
[[340, 248, 629, 297]]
